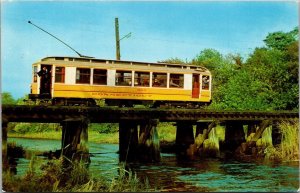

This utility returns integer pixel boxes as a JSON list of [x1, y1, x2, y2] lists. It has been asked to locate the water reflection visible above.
[[178, 161, 299, 192], [7, 138, 299, 192]]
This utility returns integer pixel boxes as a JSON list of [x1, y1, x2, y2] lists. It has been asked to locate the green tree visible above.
[[191, 49, 224, 71], [191, 49, 241, 109], [249, 28, 298, 110], [216, 29, 298, 110], [263, 27, 298, 51], [158, 57, 186, 64], [215, 69, 273, 110], [210, 27, 298, 110], [285, 41, 299, 84], [1, 92, 16, 105]]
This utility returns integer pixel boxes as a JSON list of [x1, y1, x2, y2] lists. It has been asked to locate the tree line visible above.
[[2, 27, 299, 111], [162, 27, 299, 111]]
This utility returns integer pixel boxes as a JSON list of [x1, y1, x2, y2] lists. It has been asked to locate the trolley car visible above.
[[28, 56, 212, 107]]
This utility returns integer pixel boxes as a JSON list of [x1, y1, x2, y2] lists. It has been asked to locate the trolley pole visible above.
[[115, 18, 121, 60]]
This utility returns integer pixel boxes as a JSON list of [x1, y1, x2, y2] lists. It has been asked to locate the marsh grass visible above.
[[8, 131, 62, 140], [3, 156, 153, 192], [276, 121, 299, 161], [88, 132, 119, 144], [261, 121, 299, 161], [157, 122, 176, 142], [8, 130, 119, 144], [8, 123, 120, 143], [108, 164, 152, 192], [8, 122, 176, 144]]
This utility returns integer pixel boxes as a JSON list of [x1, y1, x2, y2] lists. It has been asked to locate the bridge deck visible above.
[[2, 105, 298, 123]]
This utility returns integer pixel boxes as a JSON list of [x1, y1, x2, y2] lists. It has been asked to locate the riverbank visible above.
[[8, 130, 120, 144], [7, 122, 177, 144]]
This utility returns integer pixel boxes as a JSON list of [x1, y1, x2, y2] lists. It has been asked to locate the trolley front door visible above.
[[39, 65, 52, 97], [192, 74, 200, 98]]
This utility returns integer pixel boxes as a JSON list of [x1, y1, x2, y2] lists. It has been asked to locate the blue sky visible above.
[[1, 1, 299, 99]]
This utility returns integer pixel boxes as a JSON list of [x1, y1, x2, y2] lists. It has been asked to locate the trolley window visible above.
[[202, 75, 210, 90], [116, 70, 132, 86], [152, 72, 167, 87], [93, 69, 107, 85], [169, 74, 184, 88], [76, 68, 90, 84], [33, 66, 38, 83], [55, 67, 65, 83], [134, 71, 150, 87]]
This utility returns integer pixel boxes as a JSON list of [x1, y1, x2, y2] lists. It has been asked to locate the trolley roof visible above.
[[36, 56, 210, 73]]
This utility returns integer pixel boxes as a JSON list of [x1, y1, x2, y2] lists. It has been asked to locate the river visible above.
[[7, 137, 300, 192]]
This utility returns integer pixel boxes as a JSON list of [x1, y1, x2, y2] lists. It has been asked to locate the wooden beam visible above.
[[251, 120, 272, 142]]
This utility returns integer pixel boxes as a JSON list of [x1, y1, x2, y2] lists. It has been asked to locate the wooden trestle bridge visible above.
[[2, 105, 299, 167]]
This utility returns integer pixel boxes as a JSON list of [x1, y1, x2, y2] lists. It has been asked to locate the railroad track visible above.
[[2, 105, 298, 123]]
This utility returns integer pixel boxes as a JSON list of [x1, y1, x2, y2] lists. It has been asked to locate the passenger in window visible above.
[[202, 76, 210, 89], [38, 66, 51, 94], [170, 78, 180, 87], [142, 79, 149, 86], [153, 78, 160, 86], [128, 80, 132, 86], [134, 79, 139, 86]]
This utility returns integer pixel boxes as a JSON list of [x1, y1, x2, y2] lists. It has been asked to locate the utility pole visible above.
[[115, 18, 121, 60], [115, 17, 131, 60]]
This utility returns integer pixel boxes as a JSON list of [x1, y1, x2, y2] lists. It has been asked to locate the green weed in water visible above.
[[3, 157, 153, 192], [278, 121, 299, 160], [264, 121, 299, 161]]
